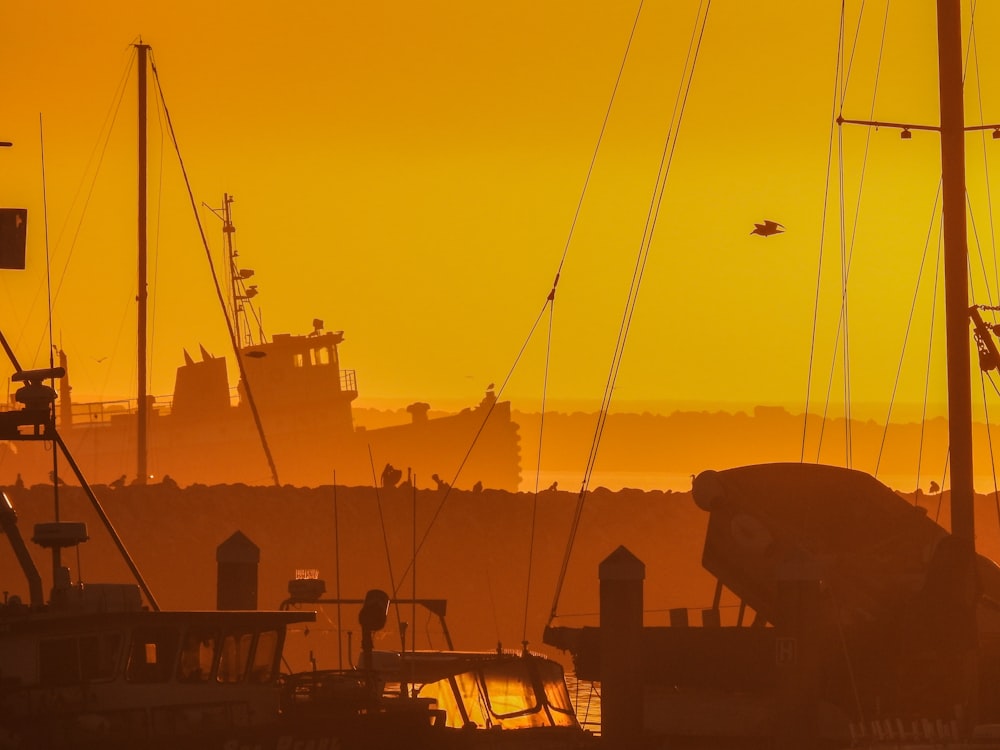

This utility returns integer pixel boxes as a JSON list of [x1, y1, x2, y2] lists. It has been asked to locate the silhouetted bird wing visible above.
[[751, 220, 785, 237]]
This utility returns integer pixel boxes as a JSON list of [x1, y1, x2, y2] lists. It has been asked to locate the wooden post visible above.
[[600, 545, 645, 748], [774, 559, 822, 748]]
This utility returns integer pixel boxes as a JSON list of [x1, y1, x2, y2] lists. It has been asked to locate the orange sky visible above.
[[2, 2, 999, 425]]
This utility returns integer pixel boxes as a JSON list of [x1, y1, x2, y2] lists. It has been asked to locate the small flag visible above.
[[0, 209, 27, 270]]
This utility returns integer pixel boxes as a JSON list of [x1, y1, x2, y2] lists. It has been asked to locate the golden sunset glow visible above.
[[3, 2, 1000, 464]]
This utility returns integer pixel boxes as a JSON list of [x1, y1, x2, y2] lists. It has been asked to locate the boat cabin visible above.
[[0, 607, 313, 745]]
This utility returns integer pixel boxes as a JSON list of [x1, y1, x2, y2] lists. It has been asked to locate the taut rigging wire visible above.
[[391, 0, 649, 598], [21, 50, 135, 364], [810, 0, 891, 466], [549, 0, 713, 626], [873, 186, 941, 480], [802, 2, 849, 461], [520, 299, 555, 646], [915, 231, 943, 496], [148, 50, 281, 487]]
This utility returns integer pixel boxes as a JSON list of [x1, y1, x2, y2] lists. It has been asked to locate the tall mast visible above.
[[136, 41, 149, 486], [937, 0, 973, 543], [936, 0, 982, 728]]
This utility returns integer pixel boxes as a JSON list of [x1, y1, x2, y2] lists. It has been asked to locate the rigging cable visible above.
[[148, 73, 168, 397], [391, 0, 649, 596], [969, 0, 1000, 515], [915, 229, 943, 496], [393, 297, 550, 594], [838, 86, 852, 466], [149, 51, 281, 486], [802, 0, 849, 461], [521, 298, 555, 646], [815, 0, 891, 466], [22, 50, 135, 362], [874, 187, 942, 480], [969, 0, 999, 310], [550, 0, 713, 625], [876, 2, 980, 487]]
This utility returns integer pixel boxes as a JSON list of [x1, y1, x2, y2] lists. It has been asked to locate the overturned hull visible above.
[[545, 463, 1000, 745]]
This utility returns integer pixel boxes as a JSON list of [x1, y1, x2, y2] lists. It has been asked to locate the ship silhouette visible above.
[[0, 197, 520, 491], [0, 324, 521, 491]]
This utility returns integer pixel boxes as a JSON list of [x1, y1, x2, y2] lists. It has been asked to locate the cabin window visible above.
[[178, 628, 217, 682], [39, 637, 79, 685], [293, 353, 304, 368], [39, 632, 122, 685], [217, 632, 253, 683], [317, 347, 330, 365], [248, 629, 279, 683], [79, 632, 122, 681], [126, 627, 179, 683]]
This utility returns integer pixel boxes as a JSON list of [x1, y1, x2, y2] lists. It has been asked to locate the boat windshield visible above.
[[177, 628, 217, 682], [415, 657, 578, 729]]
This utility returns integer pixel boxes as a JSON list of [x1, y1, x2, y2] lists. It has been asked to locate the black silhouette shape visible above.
[[929, 480, 941, 494], [750, 220, 784, 237], [110, 474, 127, 489], [381, 463, 402, 488]]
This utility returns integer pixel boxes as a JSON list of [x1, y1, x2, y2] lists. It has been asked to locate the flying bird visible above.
[[751, 220, 784, 237]]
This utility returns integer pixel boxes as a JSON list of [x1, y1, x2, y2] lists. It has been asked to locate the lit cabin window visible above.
[[126, 627, 179, 683], [178, 628, 217, 683], [249, 630, 279, 683], [294, 353, 304, 368], [217, 632, 253, 683], [318, 347, 330, 365]]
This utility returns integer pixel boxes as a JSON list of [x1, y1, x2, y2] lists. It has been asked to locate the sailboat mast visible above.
[[937, 0, 973, 543], [136, 42, 149, 486]]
